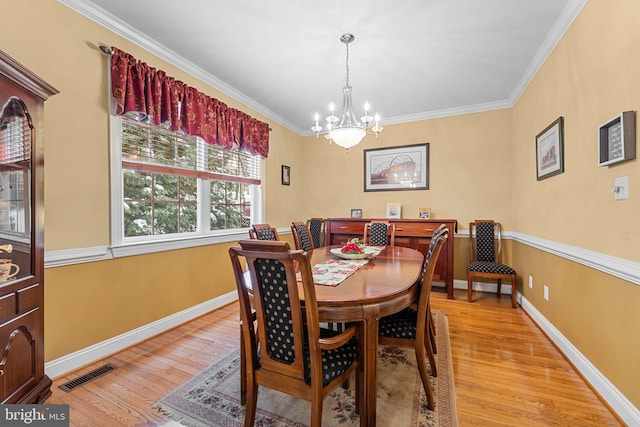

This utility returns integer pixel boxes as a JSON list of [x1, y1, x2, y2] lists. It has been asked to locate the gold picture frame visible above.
[[418, 208, 431, 219]]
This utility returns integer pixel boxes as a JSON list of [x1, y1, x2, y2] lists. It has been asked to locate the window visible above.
[[111, 116, 262, 246]]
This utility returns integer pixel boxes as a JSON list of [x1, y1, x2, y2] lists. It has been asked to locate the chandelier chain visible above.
[[345, 42, 350, 87]]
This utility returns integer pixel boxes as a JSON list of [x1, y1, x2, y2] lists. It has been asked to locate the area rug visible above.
[[154, 310, 457, 426]]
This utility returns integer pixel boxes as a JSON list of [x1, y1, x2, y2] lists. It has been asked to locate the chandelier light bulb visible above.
[[311, 112, 323, 136]]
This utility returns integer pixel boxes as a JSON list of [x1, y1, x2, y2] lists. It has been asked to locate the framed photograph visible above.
[[385, 203, 401, 219], [364, 143, 429, 191], [536, 117, 564, 180], [418, 208, 431, 219], [281, 165, 290, 185], [350, 208, 363, 218], [598, 111, 636, 166]]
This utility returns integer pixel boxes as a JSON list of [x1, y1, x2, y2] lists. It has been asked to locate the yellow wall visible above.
[[298, 109, 514, 229], [2, 0, 638, 411], [511, 0, 640, 405], [512, 0, 640, 261]]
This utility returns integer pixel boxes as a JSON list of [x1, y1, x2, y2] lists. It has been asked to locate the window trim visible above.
[[109, 116, 264, 251]]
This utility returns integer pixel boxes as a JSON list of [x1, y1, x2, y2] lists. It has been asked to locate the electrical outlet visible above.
[[528, 275, 533, 289], [543, 285, 549, 301]]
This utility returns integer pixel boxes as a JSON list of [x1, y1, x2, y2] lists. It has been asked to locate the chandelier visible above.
[[311, 33, 383, 149]]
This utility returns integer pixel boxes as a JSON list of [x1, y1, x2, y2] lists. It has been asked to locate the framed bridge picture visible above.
[[364, 143, 429, 191]]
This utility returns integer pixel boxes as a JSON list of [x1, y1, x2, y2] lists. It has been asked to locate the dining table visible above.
[[300, 244, 424, 427]]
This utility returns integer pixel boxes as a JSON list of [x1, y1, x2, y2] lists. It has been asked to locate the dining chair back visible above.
[[364, 221, 395, 246], [467, 220, 517, 308], [249, 223, 280, 241], [291, 221, 314, 251], [378, 226, 449, 410], [228, 240, 361, 427], [306, 217, 325, 248]]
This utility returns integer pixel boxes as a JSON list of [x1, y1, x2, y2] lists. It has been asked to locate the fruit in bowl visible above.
[[341, 242, 364, 254]]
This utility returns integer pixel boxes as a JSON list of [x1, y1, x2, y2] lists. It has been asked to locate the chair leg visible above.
[[243, 373, 258, 427], [497, 278, 502, 296], [428, 306, 437, 354], [310, 394, 323, 427], [425, 334, 437, 377], [511, 274, 517, 308], [467, 274, 474, 303], [415, 340, 435, 410], [240, 326, 247, 405]]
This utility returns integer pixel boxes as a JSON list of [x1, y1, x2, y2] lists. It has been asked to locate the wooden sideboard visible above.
[[325, 218, 458, 299]]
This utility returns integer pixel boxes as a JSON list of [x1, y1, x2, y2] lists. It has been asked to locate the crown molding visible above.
[[57, 0, 300, 133], [507, 0, 588, 104], [60, 0, 589, 138]]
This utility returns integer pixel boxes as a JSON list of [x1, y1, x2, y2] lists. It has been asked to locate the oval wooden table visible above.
[[301, 245, 424, 427]]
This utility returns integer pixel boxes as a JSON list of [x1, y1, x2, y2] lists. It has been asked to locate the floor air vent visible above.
[[58, 363, 117, 392]]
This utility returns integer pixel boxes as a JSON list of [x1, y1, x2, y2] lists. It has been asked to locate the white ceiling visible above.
[[63, 0, 586, 135]]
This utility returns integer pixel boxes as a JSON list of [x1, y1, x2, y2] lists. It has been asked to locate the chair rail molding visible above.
[[44, 227, 293, 268], [511, 231, 640, 286]]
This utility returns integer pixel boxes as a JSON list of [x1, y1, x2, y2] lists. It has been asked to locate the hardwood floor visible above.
[[47, 289, 623, 426]]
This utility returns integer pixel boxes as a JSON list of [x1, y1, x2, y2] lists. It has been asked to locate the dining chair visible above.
[[363, 221, 395, 246], [249, 223, 280, 241], [467, 220, 518, 308], [291, 221, 314, 251], [228, 239, 361, 427], [306, 217, 326, 248], [377, 226, 449, 410]]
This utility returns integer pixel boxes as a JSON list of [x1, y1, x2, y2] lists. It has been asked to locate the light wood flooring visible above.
[[47, 289, 623, 426]]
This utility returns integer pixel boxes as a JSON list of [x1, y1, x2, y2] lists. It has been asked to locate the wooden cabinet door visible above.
[[0, 309, 39, 402]]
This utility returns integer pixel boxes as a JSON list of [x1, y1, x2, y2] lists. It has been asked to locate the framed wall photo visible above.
[[385, 203, 401, 219], [418, 208, 431, 219], [364, 143, 429, 191], [598, 111, 636, 166], [281, 165, 290, 185], [350, 208, 363, 218], [536, 117, 564, 180]]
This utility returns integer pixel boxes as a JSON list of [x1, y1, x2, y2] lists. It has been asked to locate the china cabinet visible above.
[[0, 51, 57, 403]]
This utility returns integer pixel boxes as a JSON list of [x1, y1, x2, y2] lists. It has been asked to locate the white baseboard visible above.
[[453, 279, 638, 424], [455, 279, 513, 295], [519, 295, 640, 426], [45, 291, 238, 379]]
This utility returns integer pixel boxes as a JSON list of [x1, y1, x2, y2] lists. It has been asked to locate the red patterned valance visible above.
[[110, 47, 269, 157]]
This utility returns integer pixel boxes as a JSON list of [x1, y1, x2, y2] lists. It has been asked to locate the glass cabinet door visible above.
[[0, 96, 32, 279]]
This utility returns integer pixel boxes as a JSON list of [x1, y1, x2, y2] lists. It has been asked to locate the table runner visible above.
[[300, 245, 384, 286]]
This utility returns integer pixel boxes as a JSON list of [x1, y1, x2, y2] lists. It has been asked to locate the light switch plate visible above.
[[614, 176, 628, 200]]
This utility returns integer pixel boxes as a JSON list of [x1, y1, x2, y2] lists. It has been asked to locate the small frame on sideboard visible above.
[[350, 208, 363, 218], [418, 208, 431, 219], [385, 203, 402, 218], [598, 111, 636, 166]]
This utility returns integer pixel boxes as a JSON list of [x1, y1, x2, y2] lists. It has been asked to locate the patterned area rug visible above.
[[154, 310, 457, 426]]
